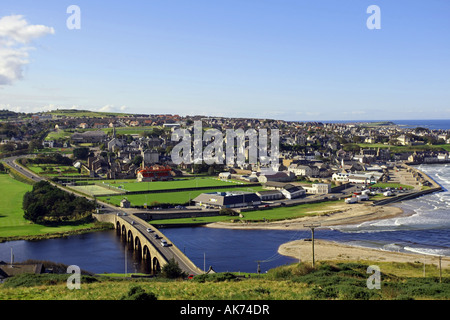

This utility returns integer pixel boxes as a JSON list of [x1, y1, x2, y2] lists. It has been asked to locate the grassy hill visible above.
[[0, 261, 448, 300], [43, 109, 131, 118]]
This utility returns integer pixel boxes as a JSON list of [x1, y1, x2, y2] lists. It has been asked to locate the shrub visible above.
[[120, 285, 157, 301], [192, 272, 238, 283]]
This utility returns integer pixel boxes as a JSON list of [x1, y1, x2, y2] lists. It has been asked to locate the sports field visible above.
[[100, 177, 248, 192], [69, 184, 125, 196], [97, 186, 264, 207], [0, 174, 96, 239]]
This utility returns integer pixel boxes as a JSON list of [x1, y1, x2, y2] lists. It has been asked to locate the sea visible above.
[[319, 119, 450, 131], [327, 163, 450, 257]]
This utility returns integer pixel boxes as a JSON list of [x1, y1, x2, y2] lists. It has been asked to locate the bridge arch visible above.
[[152, 257, 161, 274], [127, 230, 133, 245], [121, 225, 127, 241], [134, 236, 142, 259], [105, 215, 202, 276]]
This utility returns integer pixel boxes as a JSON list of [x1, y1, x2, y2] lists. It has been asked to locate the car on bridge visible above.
[[146, 228, 153, 233], [161, 239, 169, 247]]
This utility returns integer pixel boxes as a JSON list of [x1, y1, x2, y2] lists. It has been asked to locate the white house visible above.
[[332, 172, 350, 182], [303, 183, 331, 194]]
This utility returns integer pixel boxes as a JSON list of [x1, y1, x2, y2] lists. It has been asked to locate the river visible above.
[[0, 164, 449, 274]]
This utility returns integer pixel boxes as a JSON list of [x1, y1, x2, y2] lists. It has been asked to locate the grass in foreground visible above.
[[0, 261, 448, 300]]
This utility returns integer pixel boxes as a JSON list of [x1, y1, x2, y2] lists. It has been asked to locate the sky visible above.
[[0, 0, 449, 121]]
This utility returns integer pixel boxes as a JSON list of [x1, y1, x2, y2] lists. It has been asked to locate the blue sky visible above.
[[0, 0, 449, 121]]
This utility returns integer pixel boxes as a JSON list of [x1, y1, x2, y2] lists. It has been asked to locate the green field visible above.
[[26, 164, 84, 177], [98, 186, 264, 207], [101, 177, 249, 192], [102, 126, 163, 135], [356, 143, 450, 153], [45, 130, 73, 141], [0, 174, 103, 240], [150, 199, 344, 225]]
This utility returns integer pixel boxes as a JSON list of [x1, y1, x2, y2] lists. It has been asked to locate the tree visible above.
[[73, 147, 90, 160], [161, 258, 185, 279], [133, 155, 143, 166], [22, 180, 95, 224]]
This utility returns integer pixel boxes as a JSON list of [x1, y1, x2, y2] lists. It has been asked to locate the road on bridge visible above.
[[3, 155, 204, 276], [119, 214, 204, 276]]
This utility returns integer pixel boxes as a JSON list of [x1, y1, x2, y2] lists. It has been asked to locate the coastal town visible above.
[[1, 109, 449, 286], [1, 109, 449, 210]]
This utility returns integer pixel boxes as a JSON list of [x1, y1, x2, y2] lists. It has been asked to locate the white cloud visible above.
[[98, 105, 129, 113], [0, 15, 54, 86]]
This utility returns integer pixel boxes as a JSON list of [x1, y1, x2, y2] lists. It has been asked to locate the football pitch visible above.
[[97, 186, 264, 207], [99, 177, 247, 192]]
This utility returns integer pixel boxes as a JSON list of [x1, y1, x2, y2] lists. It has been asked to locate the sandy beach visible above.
[[206, 202, 406, 231], [206, 201, 449, 268], [278, 239, 450, 269]]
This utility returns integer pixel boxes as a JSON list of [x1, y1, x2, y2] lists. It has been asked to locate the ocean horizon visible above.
[[306, 119, 450, 131]]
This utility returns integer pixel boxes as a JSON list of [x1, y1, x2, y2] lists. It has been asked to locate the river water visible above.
[[1, 164, 449, 274]]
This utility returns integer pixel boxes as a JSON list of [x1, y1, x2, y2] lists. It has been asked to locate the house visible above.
[[0, 261, 45, 281], [120, 199, 131, 208], [142, 149, 159, 165], [257, 171, 295, 184], [288, 164, 319, 177], [219, 172, 232, 180], [303, 183, 331, 194], [397, 134, 412, 146], [332, 172, 350, 182], [71, 131, 107, 143], [108, 137, 124, 151]]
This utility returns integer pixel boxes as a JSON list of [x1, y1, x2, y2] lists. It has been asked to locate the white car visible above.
[[146, 228, 153, 233], [160, 239, 169, 247]]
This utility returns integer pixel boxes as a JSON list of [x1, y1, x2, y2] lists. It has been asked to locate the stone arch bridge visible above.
[[94, 213, 204, 276]]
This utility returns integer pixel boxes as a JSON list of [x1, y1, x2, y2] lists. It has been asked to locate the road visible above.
[[119, 214, 203, 275], [2, 155, 44, 182], [2, 155, 203, 275]]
